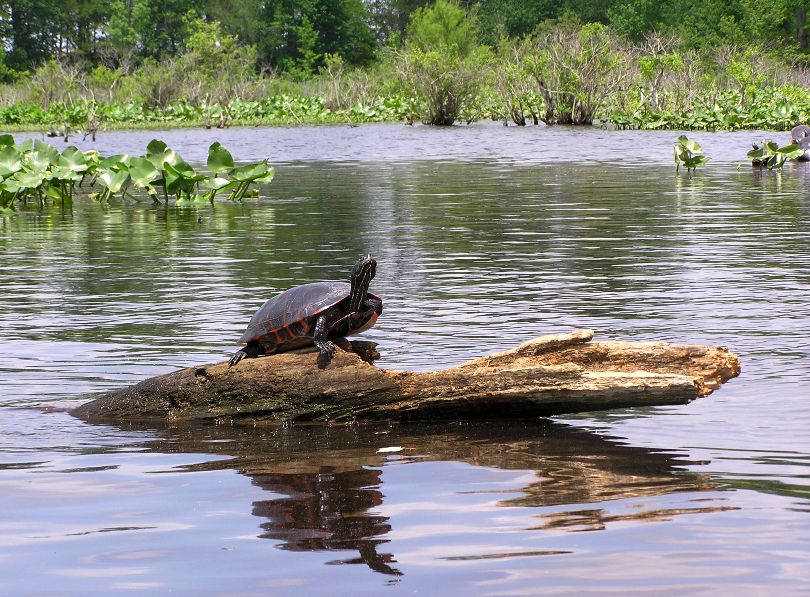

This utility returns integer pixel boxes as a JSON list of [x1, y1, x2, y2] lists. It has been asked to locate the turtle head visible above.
[[350, 255, 376, 312]]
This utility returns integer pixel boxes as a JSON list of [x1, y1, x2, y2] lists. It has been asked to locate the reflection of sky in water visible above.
[[1, 126, 809, 593]]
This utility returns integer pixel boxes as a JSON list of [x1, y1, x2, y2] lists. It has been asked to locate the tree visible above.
[[60, 0, 108, 61], [366, 0, 432, 44], [181, 15, 259, 99], [739, 0, 810, 49], [399, 0, 491, 125], [476, 0, 557, 43], [407, 0, 480, 54], [525, 23, 628, 125], [257, 0, 377, 76], [3, 0, 64, 70], [136, 0, 203, 59], [606, 0, 664, 42], [204, 0, 265, 49], [102, 0, 150, 72]]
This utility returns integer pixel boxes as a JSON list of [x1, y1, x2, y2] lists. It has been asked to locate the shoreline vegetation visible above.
[[1, 1, 810, 135]]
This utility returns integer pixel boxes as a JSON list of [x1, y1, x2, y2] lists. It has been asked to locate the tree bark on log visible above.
[[71, 329, 740, 424]]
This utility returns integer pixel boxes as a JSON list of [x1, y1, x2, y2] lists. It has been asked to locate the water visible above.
[[1, 123, 808, 595]]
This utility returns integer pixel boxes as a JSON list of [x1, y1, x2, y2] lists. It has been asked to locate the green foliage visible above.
[[103, 0, 151, 72], [476, 0, 556, 43], [408, 0, 480, 57], [747, 140, 804, 170], [673, 135, 710, 172], [399, 0, 491, 125], [1, 0, 810, 82], [4, 5, 810, 132], [609, 85, 810, 131], [0, 137, 273, 210], [259, 0, 377, 77], [606, 0, 662, 41], [523, 23, 628, 125], [399, 45, 492, 125], [492, 36, 543, 125]]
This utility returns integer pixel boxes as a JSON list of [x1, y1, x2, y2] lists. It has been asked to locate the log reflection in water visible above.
[[127, 419, 731, 576]]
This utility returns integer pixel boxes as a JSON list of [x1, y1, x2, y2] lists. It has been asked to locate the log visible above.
[[70, 329, 740, 423]]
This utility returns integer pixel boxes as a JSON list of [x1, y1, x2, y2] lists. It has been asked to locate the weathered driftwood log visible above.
[[71, 329, 740, 423]]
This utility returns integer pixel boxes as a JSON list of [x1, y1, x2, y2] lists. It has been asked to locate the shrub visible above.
[[398, 0, 492, 126]]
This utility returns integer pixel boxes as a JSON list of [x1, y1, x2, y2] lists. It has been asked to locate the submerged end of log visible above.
[[71, 330, 741, 424]]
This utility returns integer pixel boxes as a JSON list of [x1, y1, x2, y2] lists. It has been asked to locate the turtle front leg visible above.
[[313, 315, 336, 369], [334, 337, 380, 364], [228, 341, 264, 367]]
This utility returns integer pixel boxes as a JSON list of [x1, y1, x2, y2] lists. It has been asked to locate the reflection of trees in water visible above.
[[131, 420, 728, 578], [251, 468, 401, 576]]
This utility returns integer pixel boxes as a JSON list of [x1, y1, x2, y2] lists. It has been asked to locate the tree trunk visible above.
[[71, 330, 741, 424]]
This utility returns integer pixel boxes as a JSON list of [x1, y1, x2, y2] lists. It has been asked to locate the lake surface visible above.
[[1, 123, 808, 595]]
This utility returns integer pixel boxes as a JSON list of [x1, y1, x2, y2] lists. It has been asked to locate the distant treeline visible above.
[[0, 0, 807, 78], [0, 0, 809, 130]]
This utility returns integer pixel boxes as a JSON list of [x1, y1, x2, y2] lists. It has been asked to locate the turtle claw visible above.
[[316, 340, 336, 369], [229, 350, 247, 367]]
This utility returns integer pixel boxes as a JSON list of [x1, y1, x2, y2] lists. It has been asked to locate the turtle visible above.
[[228, 255, 383, 369], [790, 124, 810, 161]]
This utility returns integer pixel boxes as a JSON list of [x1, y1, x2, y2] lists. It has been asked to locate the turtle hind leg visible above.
[[228, 342, 263, 367], [315, 339, 336, 369]]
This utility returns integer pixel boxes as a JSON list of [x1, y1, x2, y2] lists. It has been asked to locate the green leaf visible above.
[[44, 185, 64, 200], [128, 156, 160, 187], [0, 134, 15, 147], [778, 143, 804, 160], [146, 139, 168, 155], [163, 160, 204, 195], [1, 177, 22, 194], [0, 146, 22, 178], [82, 150, 102, 175], [177, 194, 211, 205], [32, 140, 61, 165], [13, 169, 46, 189], [50, 164, 83, 182], [254, 165, 275, 184], [98, 154, 131, 171], [230, 161, 270, 182], [96, 167, 130, 194], [202, 176, 237, 192], [146, 149, 180, 171], [207, 142, 234, 173], [59, 146, 88, 172]]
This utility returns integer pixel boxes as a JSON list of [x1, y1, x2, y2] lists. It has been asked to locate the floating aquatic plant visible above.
[[747, 140, 804, 170], [673, 135, 710, 173], [0, 136, 273, 211]]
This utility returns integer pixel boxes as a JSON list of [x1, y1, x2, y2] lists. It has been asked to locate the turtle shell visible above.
[[238, 281, 380, 354]]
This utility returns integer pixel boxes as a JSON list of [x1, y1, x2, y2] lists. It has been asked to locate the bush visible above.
[[525, 23, 629, 125], [398, 0, 492, 126]]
